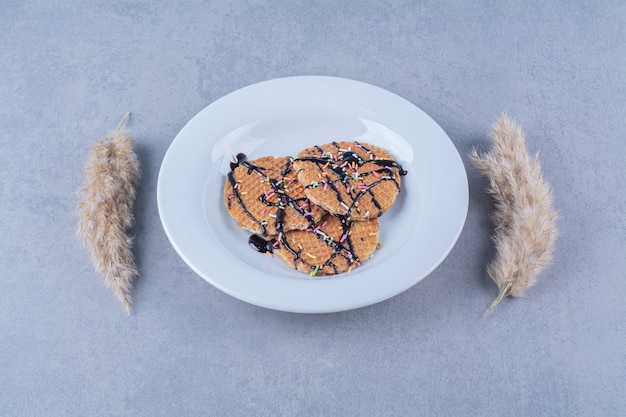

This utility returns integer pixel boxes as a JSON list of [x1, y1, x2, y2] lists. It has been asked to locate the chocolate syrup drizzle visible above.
[[294, 141, 407, 219], [227, 152, 366, 274]]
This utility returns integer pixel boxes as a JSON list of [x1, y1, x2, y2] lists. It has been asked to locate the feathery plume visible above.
[[471, 114, 557, 317], [77, 112, 140, 313]]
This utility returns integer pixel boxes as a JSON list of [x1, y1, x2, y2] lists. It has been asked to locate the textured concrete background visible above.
[[1, 1, 624, 416]]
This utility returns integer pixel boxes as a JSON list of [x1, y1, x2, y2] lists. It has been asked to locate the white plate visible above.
[[157, 76, 468, 313]]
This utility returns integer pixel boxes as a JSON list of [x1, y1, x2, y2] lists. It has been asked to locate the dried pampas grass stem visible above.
[[77, 112, 140, 313], [471, 114, 557, 317]]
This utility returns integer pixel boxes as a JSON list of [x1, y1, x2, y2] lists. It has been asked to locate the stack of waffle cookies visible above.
[[223, 141, 406, 276]]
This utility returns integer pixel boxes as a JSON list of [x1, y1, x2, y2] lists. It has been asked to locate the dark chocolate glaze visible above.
[[248, 235, 276, 253]]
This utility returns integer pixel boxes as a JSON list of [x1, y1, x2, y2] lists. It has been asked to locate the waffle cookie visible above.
[[293, 141, 407, 220], [224, 153, 325, 236], [263, 213, 380, 276]]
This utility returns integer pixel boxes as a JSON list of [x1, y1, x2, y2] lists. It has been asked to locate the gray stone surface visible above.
[[1, 1, 624, 416]]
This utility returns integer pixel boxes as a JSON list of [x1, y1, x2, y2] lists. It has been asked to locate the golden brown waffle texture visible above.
[[224, 154, 325, 236], [293, 141, 406, 220]]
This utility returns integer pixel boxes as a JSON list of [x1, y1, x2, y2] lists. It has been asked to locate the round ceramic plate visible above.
[[157, 76, 468, 313]]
